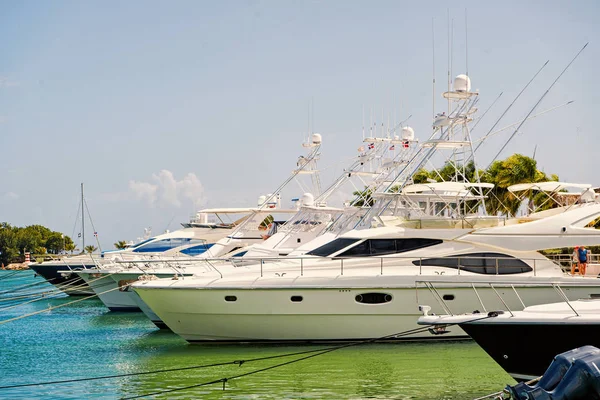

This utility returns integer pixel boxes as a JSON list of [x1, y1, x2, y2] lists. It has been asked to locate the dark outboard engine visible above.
[[507, 346, 600, 400]]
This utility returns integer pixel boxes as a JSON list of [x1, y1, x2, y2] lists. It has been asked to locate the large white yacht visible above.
[[132, 74, 600, 342], [132, 199, 600, 342]]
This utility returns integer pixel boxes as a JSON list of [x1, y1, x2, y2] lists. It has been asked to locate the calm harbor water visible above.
[[0, 270, 514, 399]]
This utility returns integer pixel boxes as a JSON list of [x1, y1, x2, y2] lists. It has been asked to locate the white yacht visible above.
[[132, 200, 600, 342], [132, 74, 600, 342]]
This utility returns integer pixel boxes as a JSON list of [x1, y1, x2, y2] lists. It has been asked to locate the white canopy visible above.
[[402, 182, 494, 194], [199, 207, 298, 214], [507, 181, 592, 193]]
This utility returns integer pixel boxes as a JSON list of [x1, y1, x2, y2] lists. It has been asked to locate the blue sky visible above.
[[1, 0, 598, 250]]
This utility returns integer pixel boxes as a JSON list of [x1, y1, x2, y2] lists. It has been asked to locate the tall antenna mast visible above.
[[465, 8, 469, 76], [451, 18, 454, 90], [362, 105, 365, 140], [432, 17, 436, 119], [488, 43, 589, 167], [447, 9, 451, 114], [81, 182, 85, 251]]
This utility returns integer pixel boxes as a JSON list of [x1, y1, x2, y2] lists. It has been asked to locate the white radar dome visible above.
[[401, 126, 415, 141], [311, 133, 322, 144], [257, 195, 266, 206], [301, 192, 315, 207], [453, 74, 471, 92]]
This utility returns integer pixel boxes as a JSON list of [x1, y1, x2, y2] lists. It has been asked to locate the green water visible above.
[[0, 271, 514, 399]]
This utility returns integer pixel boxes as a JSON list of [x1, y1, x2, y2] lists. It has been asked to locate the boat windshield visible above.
[[306, 238, 360, 257], [132, 238, 205, 253], [128, 238, 156, 249], [337, 238, 443, 257]]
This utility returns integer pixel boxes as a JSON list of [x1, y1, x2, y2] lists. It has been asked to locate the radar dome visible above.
[[453, 74, 471, 92], [401, 126, 415, 141], [311, 133, 322, 144], [301, 192, 315, 207], [257, 195, 266, 206]]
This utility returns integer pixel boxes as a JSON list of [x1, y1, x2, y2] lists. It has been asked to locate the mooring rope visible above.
[[0, 271, 23, 281], [0, 278, 58, 296], [122, 322, 483, 400], [0, 281, 128, 325], [0, 272, 119, 310], [0, 314, 495, 398]]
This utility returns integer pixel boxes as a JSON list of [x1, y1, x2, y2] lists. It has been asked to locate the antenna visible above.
[[473, 60, 548, 156], [81, 182, 85, 251], [488, 43, 588, 167], [465, 8, 469, 76], [450, 18, 454, 90], [312, 97, 315, 136], [447, 8, 451, 113], [362, 105, 365, 140], [432, 17, 436, 119]]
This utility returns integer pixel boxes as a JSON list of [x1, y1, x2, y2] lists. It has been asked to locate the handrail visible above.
[[86, 253, 568, 283], [416, 279, 590, 319]]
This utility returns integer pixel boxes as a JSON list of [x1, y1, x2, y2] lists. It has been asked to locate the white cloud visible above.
[[128, 181, 157, 206], [128, 170, 204, 208]]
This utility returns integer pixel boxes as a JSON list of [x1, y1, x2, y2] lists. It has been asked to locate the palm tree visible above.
[[351, 187, 374, 207], [84, 245, 98, 254], [113, 240, 128, 250], [481, 154, 554, 217]]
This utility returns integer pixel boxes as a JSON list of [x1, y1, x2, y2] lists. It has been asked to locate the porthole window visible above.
[[291, 296, 303, 302], [355, 292, 393, 304], [442, 294, 455, 301], [225, 296, 237, 302]]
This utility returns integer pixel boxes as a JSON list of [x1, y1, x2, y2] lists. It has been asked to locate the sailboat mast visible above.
[[81, 182, 85, 250]]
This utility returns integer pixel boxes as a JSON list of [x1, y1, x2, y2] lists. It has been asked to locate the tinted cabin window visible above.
[[133, 238, 204, 253], [370, 239, 397, 256], [291, 296, 303, 302], [355, 292, 393, 304], [179, 243, 214, 256], [306, 238, 359, 257], [395, 238, 443, 253], [337, 238, 443, 258], [338, 240, 370, 257], [225, 296, 237, 302], [412, 252, 532, 275]]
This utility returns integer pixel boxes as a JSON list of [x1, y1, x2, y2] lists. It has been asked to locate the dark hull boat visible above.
[[460, 320, 600, 381], [29, 260, 95, 296], [419, 299, 600, 381]]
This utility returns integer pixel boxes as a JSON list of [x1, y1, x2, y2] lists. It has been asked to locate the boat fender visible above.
[[506, 346, 600, 400]]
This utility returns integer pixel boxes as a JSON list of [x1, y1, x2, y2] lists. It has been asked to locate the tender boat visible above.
[[418, 289, 600, 381]]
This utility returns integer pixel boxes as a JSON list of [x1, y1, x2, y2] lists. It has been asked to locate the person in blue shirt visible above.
[[578, 246, 589, 276]]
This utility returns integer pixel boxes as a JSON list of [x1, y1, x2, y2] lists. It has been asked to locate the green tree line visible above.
[[0, 223, 76, 265]]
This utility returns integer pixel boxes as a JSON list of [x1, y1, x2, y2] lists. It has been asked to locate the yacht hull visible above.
[[460, 322, 600, 381], [134, 283, 600, 342], [29, 263, 94, 296], [77, 272, 140, 311]]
